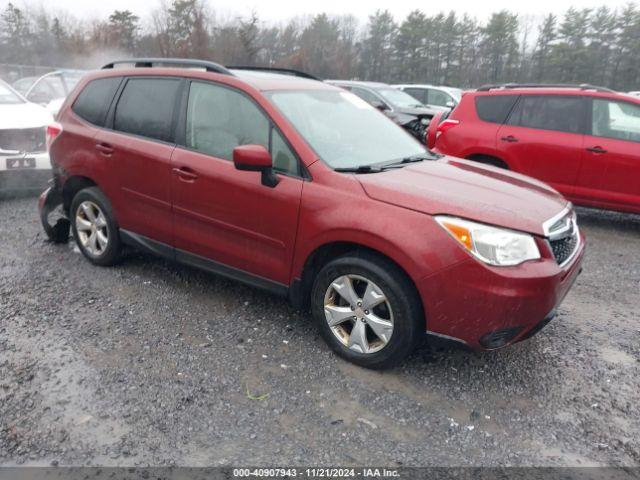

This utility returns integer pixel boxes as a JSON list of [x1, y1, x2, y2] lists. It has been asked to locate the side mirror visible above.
[[371, 100, 390, 111], [446, 100, 455, 108], [233, 144, 279, 188]]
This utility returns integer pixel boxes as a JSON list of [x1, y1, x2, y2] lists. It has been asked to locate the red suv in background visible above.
[[429, 84, 640, 214], [40, 60, 584, 369]]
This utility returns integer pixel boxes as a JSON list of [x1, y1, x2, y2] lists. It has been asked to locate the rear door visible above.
[[96, 76, 182, 246], [576, 97, 640, 211], [496, 94, 586, 196], [171, 80, 304, 286]]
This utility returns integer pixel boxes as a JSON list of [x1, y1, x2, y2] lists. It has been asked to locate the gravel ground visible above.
[[0, 195, 639, 467]]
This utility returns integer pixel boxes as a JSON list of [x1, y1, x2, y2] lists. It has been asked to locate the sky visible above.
[[11, 0, 633, 24]]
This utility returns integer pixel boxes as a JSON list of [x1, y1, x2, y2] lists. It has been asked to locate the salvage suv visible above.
[[40, 59, 585, 369], [429, 83, 640, 214]]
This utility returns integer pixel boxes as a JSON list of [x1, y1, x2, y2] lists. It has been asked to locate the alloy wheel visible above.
[[75, 201, 109, 257], [323, 274, 394, 354]]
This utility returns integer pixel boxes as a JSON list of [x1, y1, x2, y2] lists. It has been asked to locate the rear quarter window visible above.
[[113, 78, 181, 143], [72, 77, 121, 126], [474, 95, 519, 123]]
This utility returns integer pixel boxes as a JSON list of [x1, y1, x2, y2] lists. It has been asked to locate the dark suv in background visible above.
[[429, 84, 640, 214], [327, 80, 440, 142]]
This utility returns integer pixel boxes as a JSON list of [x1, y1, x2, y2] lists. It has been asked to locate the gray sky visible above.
[[13, 0, 632, 23]]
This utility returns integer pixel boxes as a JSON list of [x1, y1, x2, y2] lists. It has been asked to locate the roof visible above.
[[326, 80, 391, 89], [394, 84, 462, 92], [89, 63, 337, 92], [469, 86, 640, 102], [231, 70, 336, 91]]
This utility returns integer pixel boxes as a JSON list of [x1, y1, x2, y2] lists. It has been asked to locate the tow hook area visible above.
[[39, 185, 70, 243]]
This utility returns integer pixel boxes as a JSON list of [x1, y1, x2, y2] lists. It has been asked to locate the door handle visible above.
[[95, 142, 114, 156], [500, 135, 518, 143], [586, 146, 607, 154], [173, 167, 198, 182]]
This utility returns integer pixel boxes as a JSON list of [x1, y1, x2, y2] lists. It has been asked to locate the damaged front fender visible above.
[[38, 184, 70, 243]]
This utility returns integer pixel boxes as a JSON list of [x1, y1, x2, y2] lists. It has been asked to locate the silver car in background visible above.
[[394, 84, 462, 111]]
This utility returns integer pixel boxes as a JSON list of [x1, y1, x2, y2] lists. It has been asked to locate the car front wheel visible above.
[[311, 252, 423, 369]]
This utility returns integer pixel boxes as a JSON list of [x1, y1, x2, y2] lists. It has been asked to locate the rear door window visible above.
[[507, 95, 585, 134], [592, 98, 640, 143], [475, 95, 519, 123], [113, 78, 181, 142], [72, 77, 122, 126]]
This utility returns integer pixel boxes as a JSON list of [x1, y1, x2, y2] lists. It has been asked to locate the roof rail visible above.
[[477, 83, 616, 93], [227, 66, 320, 81], [101, 58, 233, 75]]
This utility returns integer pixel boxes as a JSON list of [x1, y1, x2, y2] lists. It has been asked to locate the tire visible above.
[[310, 251, 424, 369], [70, 187, 122, 266]]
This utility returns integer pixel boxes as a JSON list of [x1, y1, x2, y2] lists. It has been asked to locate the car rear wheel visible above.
[[311, 252, 423, 369], [70, 187, 122, 266]]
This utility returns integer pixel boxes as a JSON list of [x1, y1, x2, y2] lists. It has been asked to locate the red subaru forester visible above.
[[429, 84, 640, 215], [40, 59, 585, 369]]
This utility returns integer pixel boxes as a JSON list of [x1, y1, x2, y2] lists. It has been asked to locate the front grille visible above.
[[550, 234, 578, 265], [0, 128, 46, 154], [545, 209, 579, 266]]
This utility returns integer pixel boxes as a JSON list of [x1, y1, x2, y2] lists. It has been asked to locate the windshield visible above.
[[0, 81, 24, 104], [268, 90, 427, 169], [376, 87, 424, 109]]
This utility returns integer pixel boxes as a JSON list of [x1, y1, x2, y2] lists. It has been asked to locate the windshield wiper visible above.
[[334, 165, 383, 174], [380, 154, 435, 169], [335, 155, 436, 174]]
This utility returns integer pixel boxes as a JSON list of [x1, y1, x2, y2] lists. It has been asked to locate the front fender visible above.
[[291, 168, 470, 284]]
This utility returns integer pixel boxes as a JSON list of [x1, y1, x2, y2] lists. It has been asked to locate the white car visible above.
[[12, 70, 85, 116], [393, 84, 462, 111], [0, 80, 53, 192]]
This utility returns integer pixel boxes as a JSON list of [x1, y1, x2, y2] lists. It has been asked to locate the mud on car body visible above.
[[40, 59, 585, 369]]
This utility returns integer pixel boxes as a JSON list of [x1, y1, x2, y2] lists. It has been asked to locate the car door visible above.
[[496, 94, 586, 196], [171, 80, 304, 287], [95, 76, 182, 246], [576, 97, 640, 211]]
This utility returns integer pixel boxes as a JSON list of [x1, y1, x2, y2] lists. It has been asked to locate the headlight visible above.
[[435, 216, 540, 266]]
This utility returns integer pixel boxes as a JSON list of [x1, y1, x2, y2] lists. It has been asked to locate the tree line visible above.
[[1, 0, 639, 90]]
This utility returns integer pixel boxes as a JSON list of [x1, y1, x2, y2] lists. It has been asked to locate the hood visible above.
[[398, 106, 442, 117], [356, 157, 568, 236], [0, 102, 53, 130], [391, 111, 420, 126]]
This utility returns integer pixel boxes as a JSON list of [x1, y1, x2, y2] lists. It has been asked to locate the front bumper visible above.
[[0, 152, 51, 192], [419, 232, 585, 350]]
